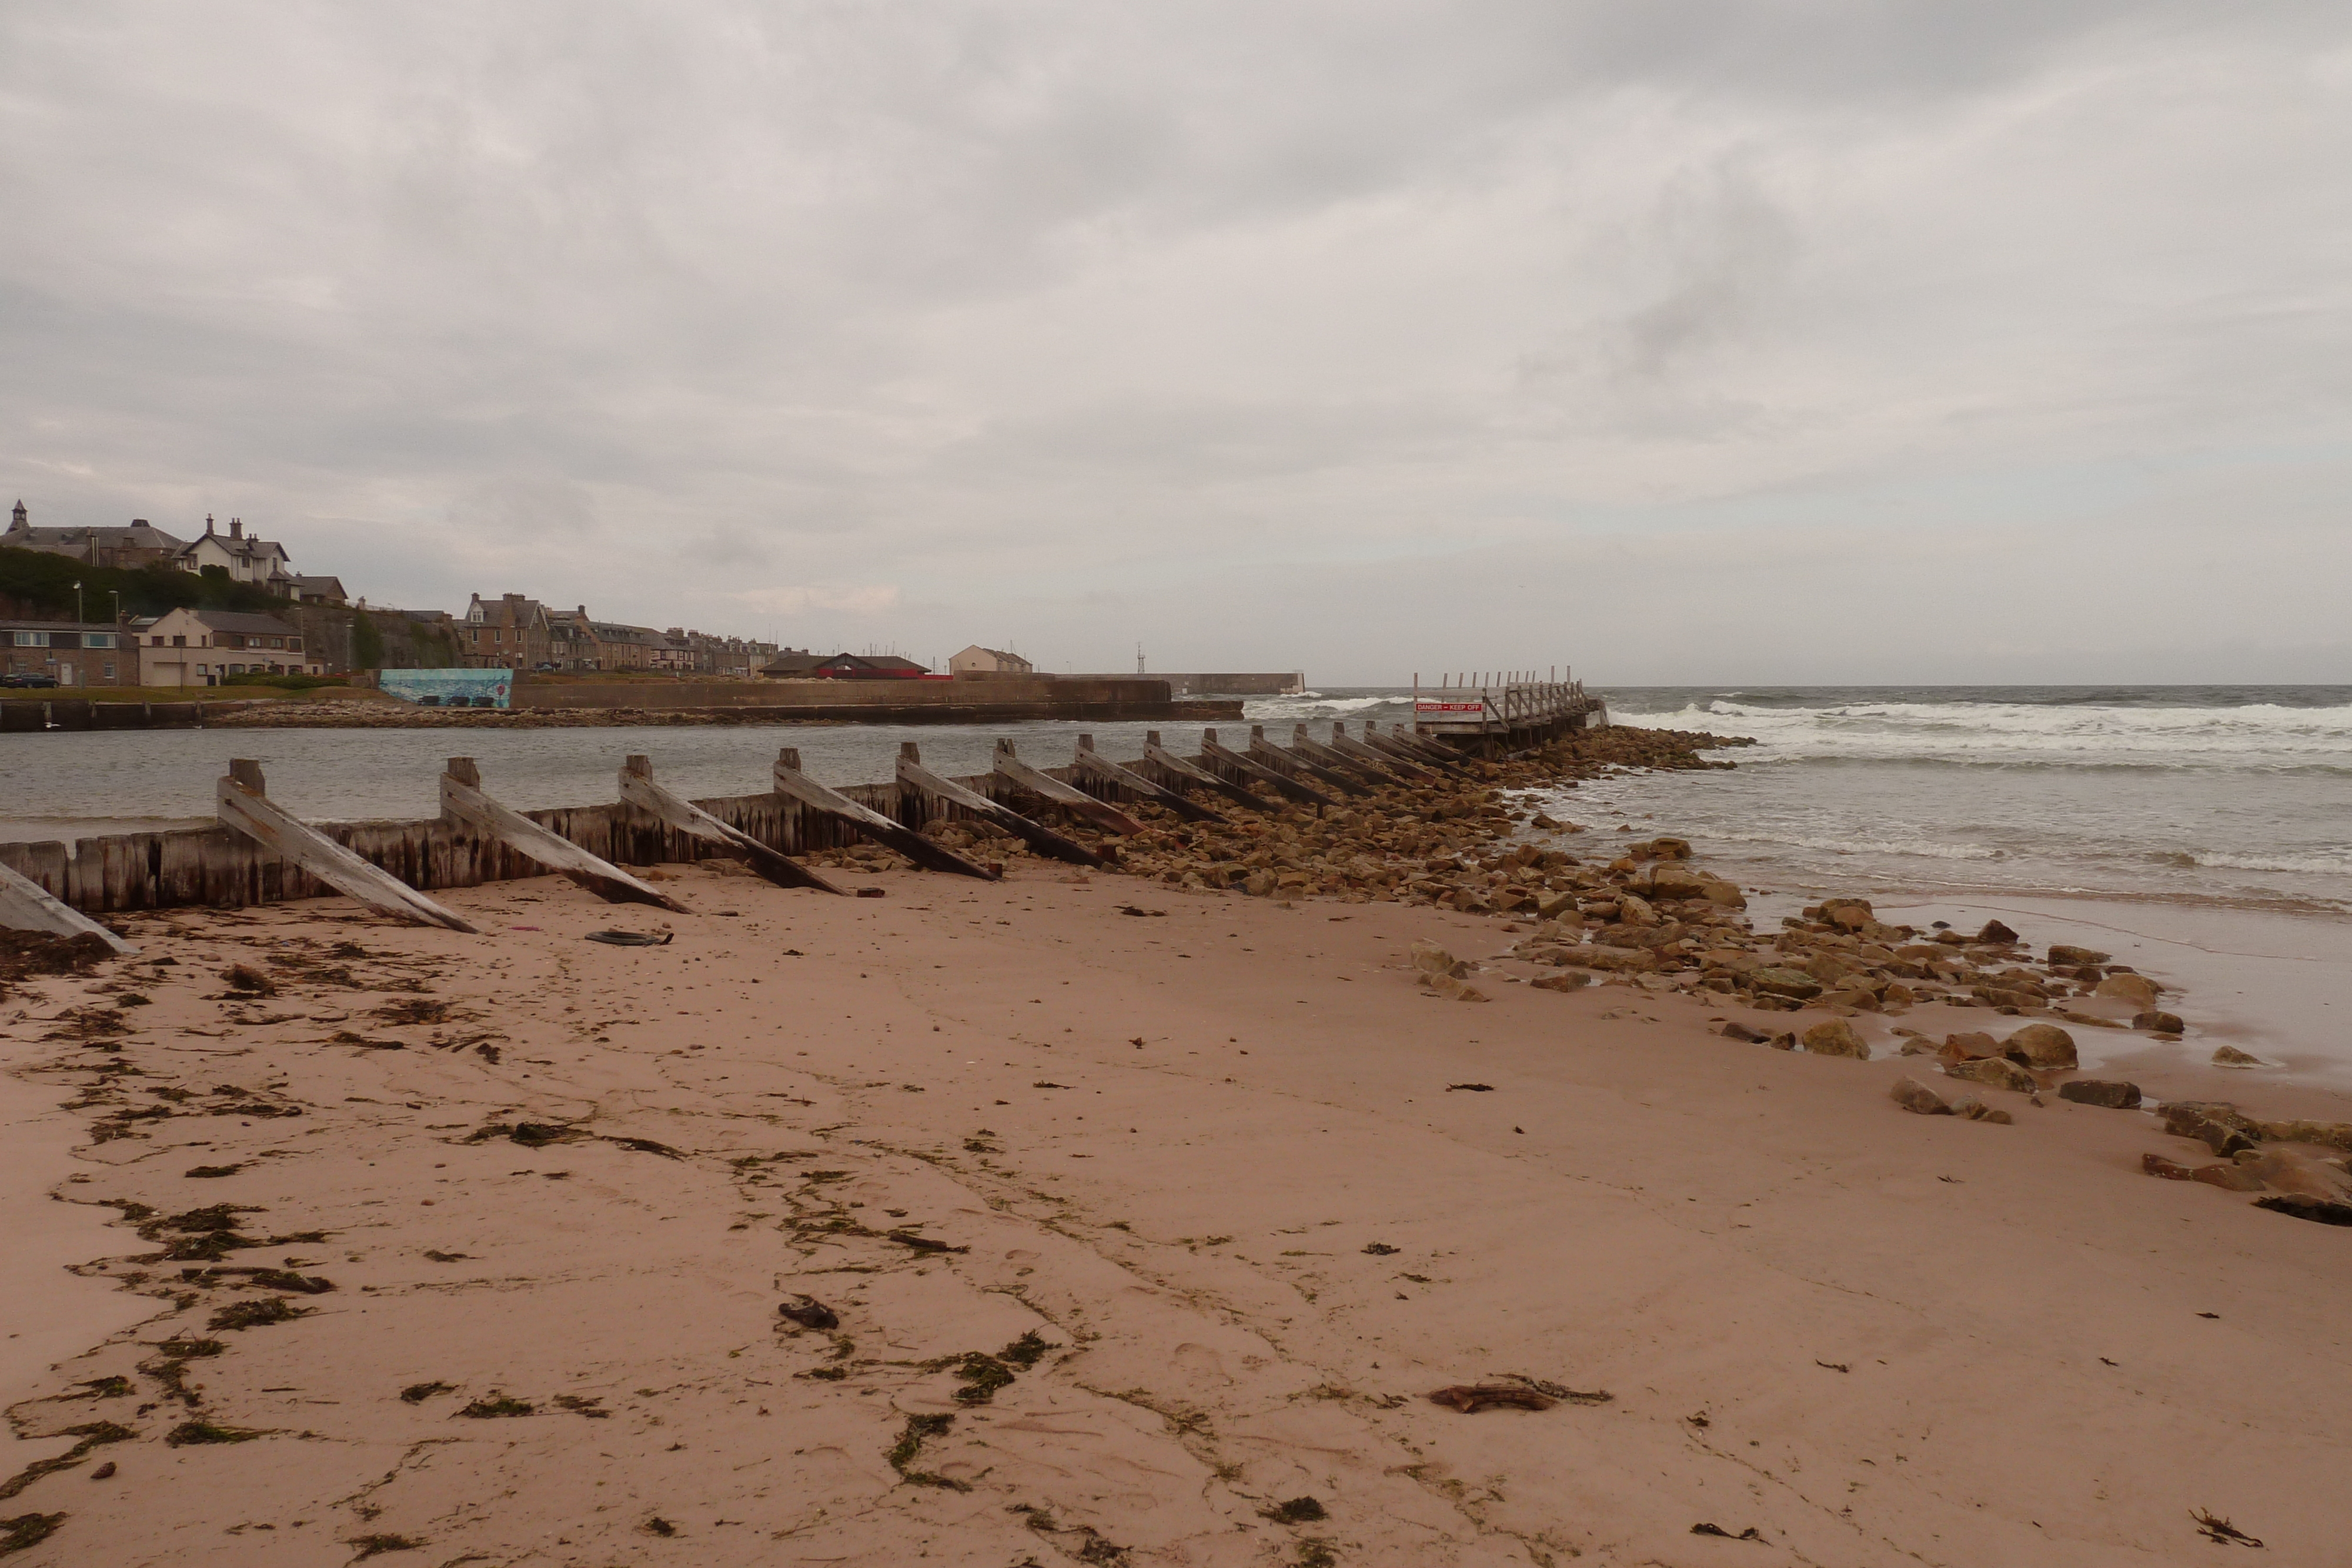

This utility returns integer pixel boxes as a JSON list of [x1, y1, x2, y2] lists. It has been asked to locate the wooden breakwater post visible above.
[[773, 747, 998, 881], [1073, 734, 1223, 824], [216, 760, 480, 932], [0, 857, 139, 952], [618, 754, 845, 895], [1200, 727, 1329, 807], [441, 757, 690, 912], [896, 743, 1104, 867], [1141, 730, 1277, 813], [1329, 721, 1433, 781], [991, 740, 1146, 837], [1291, 723, 1402, 786]]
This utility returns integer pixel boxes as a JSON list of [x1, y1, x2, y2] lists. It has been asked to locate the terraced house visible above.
[[462, 593, 552, 670]]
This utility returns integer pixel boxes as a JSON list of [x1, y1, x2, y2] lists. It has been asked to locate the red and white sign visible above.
[[1416, 700, 1485, 714]]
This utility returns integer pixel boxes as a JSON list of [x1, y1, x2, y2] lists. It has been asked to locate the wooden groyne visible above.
[[0, 719, 1555, 923]]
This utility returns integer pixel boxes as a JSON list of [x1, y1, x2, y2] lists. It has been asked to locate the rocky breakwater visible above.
[[898, 724, 1747, 895]]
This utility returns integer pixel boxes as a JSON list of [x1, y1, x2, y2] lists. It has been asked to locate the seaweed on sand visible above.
[[887, 1413, 968, 1489]]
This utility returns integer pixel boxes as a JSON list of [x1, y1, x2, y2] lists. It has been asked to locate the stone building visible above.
[[2, 502, 187, 569], [461, 593, 552, 670]]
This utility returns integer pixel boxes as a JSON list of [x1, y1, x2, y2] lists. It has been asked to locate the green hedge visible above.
[[0, 549, 284, 618]]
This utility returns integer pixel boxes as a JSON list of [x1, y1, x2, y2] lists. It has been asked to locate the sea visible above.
[[6, 685, 2347, 915], [6, 684, 2347, 1071]]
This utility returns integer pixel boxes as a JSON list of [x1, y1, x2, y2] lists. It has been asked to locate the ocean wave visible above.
[[1616, 698, 2352, 770], [1242, 694, 1401, 720]]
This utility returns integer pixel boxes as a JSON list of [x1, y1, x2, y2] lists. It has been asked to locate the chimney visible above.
[[205, 514, 215, 535], [229, 518, 243, 540]]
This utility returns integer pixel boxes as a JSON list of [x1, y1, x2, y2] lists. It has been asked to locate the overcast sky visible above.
[[4, 3, 2347, 684]]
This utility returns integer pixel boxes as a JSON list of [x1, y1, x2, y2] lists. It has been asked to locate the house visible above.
[[1, 618, 133, 686], [588, 621, 662, 671], [758, 651, 934, 680], [289, 575, 348, 607], [543, 607, 596, 670], [949, 644, 1033, 676], [133, 608, 318, 686], [461, 593, 552, 670], [171, 516, 296, 594], [2, 502, 188, 570]]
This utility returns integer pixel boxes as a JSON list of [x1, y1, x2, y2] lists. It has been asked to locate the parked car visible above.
[[0, 671, 59, 688]]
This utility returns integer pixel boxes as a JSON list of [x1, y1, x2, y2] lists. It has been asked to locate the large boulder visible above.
[[2047, 944, 2112, 966], [2211, 1045, 2265, 1068], [1939, 1031, 2003, 1061], [1749, 967, 1824, 1001], [1575, 945, 1660, 972], [2002, 1023, 2079, 1071], [1411, 940, 1464, 977], [2132, 1010, 2186, 1034], [2094, 972, 2161, 1007], [1890, 1077, 1952, 1116], [1945, 1056, 2036, 1094], [1801, 1018, 1869, 1059], [1819, 898, 1874, 931], [2163, 1102, 2258, 1157], [2058, 1079, 2142, 1109], [1616, 892, 1659, 927]]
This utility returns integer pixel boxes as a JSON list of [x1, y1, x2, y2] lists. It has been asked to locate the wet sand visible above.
[[4, 861, 2350, 1566], [1872, 894, 2352, 1085]]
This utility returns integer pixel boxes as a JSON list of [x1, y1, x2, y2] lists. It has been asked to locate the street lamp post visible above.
[[73, 580, 83, 626]]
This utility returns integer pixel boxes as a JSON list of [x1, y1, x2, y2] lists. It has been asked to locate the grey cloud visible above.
[[2, 1, 2346, 677]]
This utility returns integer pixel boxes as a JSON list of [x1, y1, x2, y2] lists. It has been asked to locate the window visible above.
[[288, 638, 302, 651], [83, 633, 116, 649], [172, 635, 186, 647], [11, 631, 46, 647], [268, 637, 284, 649], [103, 662, 115, 679]]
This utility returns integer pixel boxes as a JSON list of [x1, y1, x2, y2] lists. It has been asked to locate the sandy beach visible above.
[[5, 810, 2350, 1566]]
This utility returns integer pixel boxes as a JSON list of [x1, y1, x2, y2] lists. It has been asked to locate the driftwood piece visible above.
[[774, 748, 997, 881], [992, 741, 1146, 837], [1073, 735, 1222, 824], [0, 857, 137, 953], [1200, 729, 1333, 807], [1426, 1384, 1557, 1413], [440, 758, 690, 912], [1292, 723, 1402, 785], [894, 745, 1104, 868], [617, 755, 845, 895], [216, 760, 479, 932], [1141, 731, 1279, 813]]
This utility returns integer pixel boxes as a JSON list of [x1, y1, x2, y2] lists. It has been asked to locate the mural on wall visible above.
[[378, 668, 512, 709]]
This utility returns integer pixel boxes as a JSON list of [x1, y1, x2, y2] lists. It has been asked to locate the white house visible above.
[[170, 516, 296, 594], [134, 608, 319, 687]]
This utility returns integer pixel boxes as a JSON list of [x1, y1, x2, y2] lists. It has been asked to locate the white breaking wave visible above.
[[1619, 699, 2352, 771], [1242, 693, 1401, 721]]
